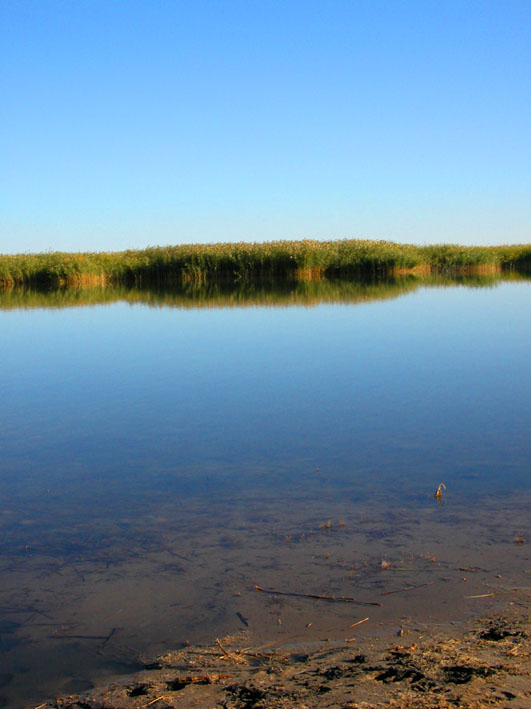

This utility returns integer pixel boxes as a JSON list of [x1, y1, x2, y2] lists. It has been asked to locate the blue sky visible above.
[[1, 0, 530, 253]]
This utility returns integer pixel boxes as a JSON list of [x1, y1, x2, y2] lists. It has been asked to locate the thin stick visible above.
[[216, 638, 246, 663], [216, 638, 232, 656], [465, 593, 496, 599], [380, 582, 432, 596], [145, 698, 167, 707], [255, 585, 381, 607], [348, 617, 369, 628]]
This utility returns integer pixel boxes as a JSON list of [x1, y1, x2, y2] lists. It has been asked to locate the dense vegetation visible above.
[[1, 239, 530, 287]]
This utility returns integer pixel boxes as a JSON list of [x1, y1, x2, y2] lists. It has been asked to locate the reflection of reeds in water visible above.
[[1, 239, 530, 288], [0, 271, 529, 311]]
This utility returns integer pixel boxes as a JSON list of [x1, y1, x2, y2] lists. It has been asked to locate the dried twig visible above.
[[216, 638, 246, 663], [255, 585, 381, 606], [348, 617, 369, 628]]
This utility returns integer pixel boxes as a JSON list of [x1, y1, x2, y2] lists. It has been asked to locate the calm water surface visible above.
[[0, 276, 529, 707]]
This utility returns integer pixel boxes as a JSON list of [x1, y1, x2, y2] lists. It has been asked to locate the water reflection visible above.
[[0, 271, 529, 311], [0, 274, 529, 708]]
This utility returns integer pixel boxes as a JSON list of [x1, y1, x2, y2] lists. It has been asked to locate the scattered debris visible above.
[[33, 608, 531, 709]]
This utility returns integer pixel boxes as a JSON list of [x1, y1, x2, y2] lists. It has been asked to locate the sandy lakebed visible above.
[[6, 489, 529, 709]]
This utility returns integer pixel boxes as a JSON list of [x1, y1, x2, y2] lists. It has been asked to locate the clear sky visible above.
[[1, 0, 530, 254]]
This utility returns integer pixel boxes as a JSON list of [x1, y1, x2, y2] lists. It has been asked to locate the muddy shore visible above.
[[37, 597, 530, 709]]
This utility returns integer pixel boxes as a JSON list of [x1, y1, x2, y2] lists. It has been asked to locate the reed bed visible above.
[[0, 239, 530, 288]]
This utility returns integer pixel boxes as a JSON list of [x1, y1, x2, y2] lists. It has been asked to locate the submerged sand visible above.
[[3, 488, 529, 708]]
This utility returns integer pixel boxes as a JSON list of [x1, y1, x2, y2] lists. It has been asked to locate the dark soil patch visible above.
[[223, 684, 266, 708], [127, 683, 150, 697], [442, 664, 497, 684], [479, 622, 523, 641], [375, 666, 425, 684]]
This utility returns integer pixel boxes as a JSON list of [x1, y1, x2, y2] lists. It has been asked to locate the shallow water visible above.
[[0, 275, 530, 708]]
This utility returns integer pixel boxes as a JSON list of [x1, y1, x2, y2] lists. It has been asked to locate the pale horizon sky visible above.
[[1, 0, 530, 254]]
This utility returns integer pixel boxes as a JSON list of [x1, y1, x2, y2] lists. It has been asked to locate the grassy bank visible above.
[[1, 239, 530, 287]]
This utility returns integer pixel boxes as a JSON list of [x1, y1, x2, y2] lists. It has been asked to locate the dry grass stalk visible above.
[[349, 617, 370, 628], [145, 698, 169, 707]]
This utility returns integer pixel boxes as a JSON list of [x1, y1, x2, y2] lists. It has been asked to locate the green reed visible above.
[[1, 239, 530, 288]]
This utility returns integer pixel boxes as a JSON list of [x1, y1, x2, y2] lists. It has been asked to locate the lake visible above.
[[0, 274, 529, 708]]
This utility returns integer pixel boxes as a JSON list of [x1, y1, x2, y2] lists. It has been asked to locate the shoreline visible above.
[[4, 486, 529, 708], [38, 600, 530, 708]]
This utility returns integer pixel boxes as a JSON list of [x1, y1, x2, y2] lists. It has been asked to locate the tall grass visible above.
[[1, 239, 530, 288]]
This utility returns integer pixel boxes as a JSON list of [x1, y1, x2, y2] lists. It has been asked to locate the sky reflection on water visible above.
[[0, 277, 529, 707], [1, 278, 530, 504]]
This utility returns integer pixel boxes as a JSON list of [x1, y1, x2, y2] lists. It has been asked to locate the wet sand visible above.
[[38, 602, 530, 708]]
